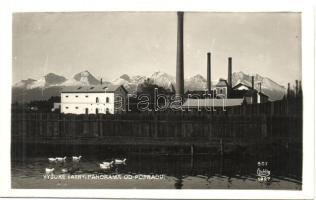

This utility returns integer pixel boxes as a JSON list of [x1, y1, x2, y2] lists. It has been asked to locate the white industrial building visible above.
[[60, 85, 127, 114]]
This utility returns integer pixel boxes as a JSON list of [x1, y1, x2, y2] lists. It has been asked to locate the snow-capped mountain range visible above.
[[12, 70, 286, 102]]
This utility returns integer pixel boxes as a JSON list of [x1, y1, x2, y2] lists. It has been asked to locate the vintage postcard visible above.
[[0, 0, 315, 199]]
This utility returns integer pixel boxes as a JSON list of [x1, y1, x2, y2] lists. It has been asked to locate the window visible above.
[[65, 95, 69, 98], [90, 87, 94, 89], [85, 95, 88, 98], [75, 107, 78, 109], [96, 108, 99, 114], [65, 107, 69, 109], [85, 108, 89, 114], [106, 97, 109, 103], [106, 108, 110, 114], [75, 95, 79, 98], [96, 97, 99, 103]]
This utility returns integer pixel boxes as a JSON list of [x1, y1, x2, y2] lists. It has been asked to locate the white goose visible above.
[[102, 161, 114, 166], [99, 163, 112, 170], [48, 158, 57, 163], [72, 156, 82, 162], [114, 158, 126, 164], [61, 168, 68, 173], [45, 168, 55, 174], [56, 156, 67, 163]]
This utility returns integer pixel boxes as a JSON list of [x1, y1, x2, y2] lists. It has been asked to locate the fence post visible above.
[[99, 115, 103, 137], [242, 102, 247, 115], [39, 113, 43, 137], [154, 114, 158, 138], [261, 115, 267, 138], [190, 144, 195, 157], [220, 138, 224, 156], [271, 101, 274, 115]]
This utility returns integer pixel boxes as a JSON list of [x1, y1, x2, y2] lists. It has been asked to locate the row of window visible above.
[[64, 107, 111, 114], [64, 96, 110, 103], [65, 106, 79, 109], [64, 106, 110, 109]]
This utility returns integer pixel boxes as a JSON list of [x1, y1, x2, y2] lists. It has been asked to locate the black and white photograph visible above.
[[10, 11, 303, 190], [0, 1, 315, 199]]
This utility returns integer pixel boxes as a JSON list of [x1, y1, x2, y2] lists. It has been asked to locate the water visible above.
[[11, 153, 302, 189]]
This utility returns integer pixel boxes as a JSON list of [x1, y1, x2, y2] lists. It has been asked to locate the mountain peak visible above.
[[149, 71, 175, 90], [45, 72, 59, 77], [12, 70, 287, 102], [73, 70, 99, 85], [189, 74, 206, 81], [74, 70, 91, 78], [232, 71, 286, 100], [21, 78, 36, 82], [151, 71, 169, 77], [13, 78, 36, 89], [44, 73, 66, 85], [120, 74, 130, 82]]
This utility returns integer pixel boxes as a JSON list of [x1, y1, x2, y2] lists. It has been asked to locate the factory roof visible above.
[[182, 98, 244, 108], [258, 92, 269, 97], [215, 79, 229, 87], [232, 83, 252, 90], [184, 90, 216, 98], [61, 85, 126, 93], [106, 85, 126, 92]]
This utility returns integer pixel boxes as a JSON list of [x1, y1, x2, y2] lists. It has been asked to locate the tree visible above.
[[135, 78, 170, 111]]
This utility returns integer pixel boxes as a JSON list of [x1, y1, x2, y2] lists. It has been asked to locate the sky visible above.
[[13, 12, 301, 86]]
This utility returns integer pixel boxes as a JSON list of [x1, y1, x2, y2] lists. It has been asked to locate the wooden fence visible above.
[[11, 97, 302, 146], [11, 112, 302, 142]]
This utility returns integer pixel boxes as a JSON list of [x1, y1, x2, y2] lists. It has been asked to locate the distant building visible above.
[[244, 89, 258, 104], [232, 83, 252, 91], [214, 79, 229, 98], [60, 85, 127, 114], [257, 92, 269, 104], [182, 79, 269, 110], [232, 82, 269, 104]]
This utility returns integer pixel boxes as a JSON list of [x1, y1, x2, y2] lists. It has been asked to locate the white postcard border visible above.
[[0, 0, 314, 199]]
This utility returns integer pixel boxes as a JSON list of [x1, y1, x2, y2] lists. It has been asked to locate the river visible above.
[[11, 151, 301, 189]]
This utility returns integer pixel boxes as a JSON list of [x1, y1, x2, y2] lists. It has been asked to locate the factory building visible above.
[[173, 14, 269, 110], [60, 85, 127, 114]]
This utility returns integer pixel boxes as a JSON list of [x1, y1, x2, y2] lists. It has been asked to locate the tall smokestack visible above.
[[175, 12, 184, 96], [207, 52, 211, 93], [228, 57, 232, 87], [251, 76, 254, 90]]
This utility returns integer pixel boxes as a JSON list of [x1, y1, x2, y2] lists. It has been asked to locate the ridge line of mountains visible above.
[[12, 70, 286, 103]]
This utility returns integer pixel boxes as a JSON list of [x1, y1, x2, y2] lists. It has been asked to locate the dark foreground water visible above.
[[12, 150, 302, 189]]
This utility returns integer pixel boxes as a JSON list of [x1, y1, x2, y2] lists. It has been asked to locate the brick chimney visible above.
[[175, 12, 184, 97], [228, 57, 232, 87], [207, 52, 211, 93]]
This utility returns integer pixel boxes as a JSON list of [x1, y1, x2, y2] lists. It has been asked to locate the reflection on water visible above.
[[11, 153, 302, 189]]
